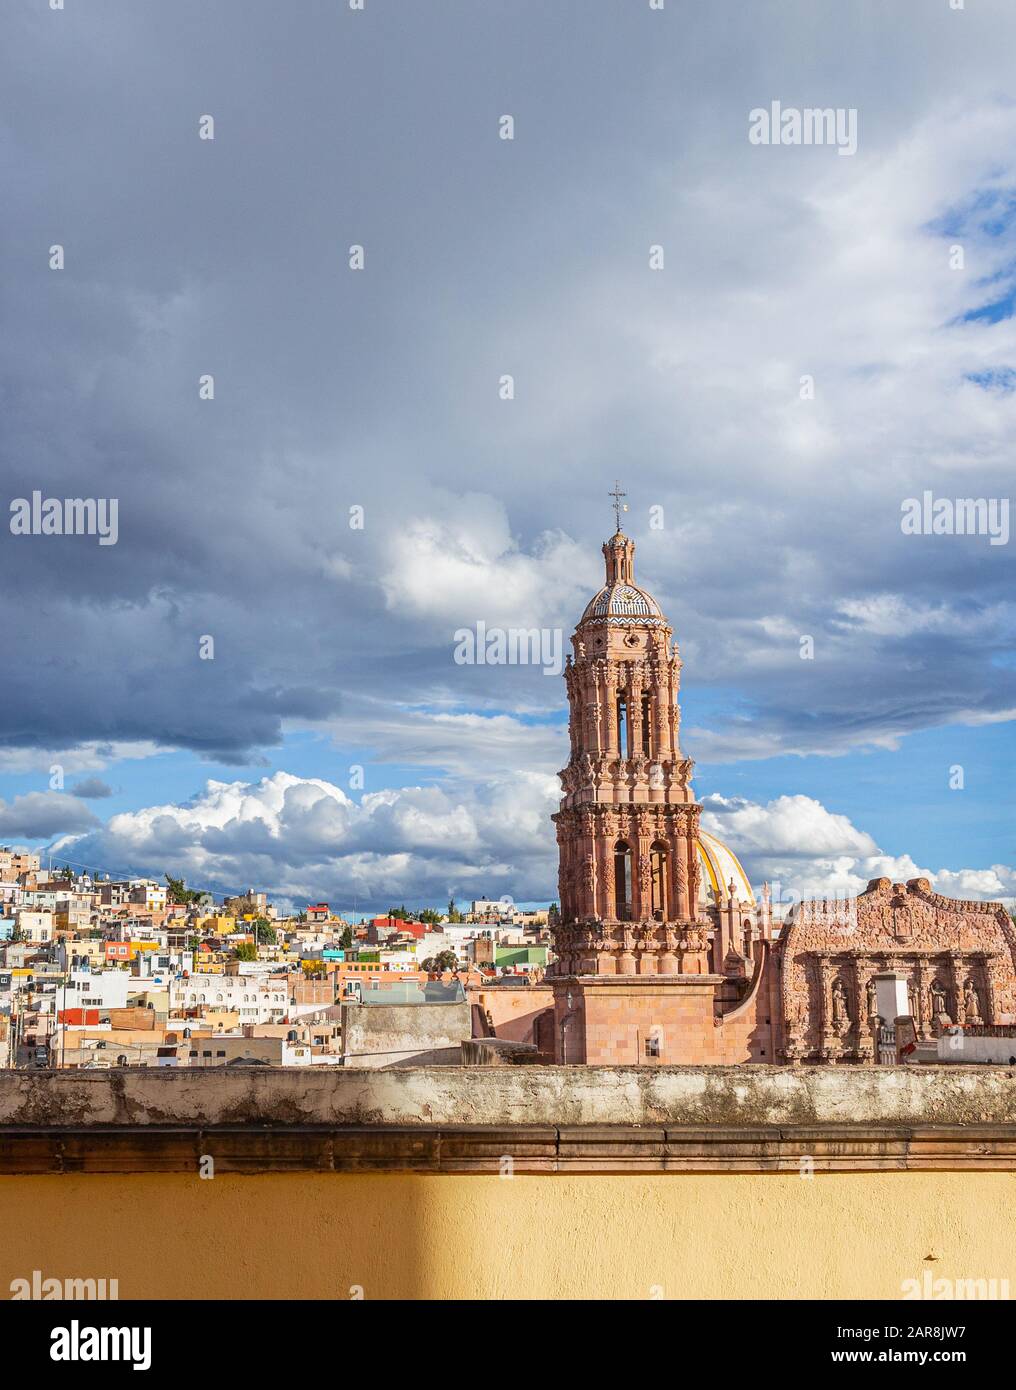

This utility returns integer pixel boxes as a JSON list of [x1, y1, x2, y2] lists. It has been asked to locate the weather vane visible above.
[[609, 480, 628, 530]]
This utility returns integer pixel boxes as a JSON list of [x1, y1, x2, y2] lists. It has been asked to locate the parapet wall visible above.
[[0, 1066, 1015, 1173]]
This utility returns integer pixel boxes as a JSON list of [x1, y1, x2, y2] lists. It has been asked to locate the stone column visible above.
[[658, 924, 678, 975], [649, 660, 665, 761], [688, 822, 701, 916], [671, 827, 688, 922], [668, 651, 681, 757], [565, 661, 578, 757], [617, 924, 636, 976], [948, 952, 965, 1025], [603, 666, 618, 759], [915, 961, 934, 1040], [557, 821, 571, 921], [634, 809, 652, 924], [595, 834, 612, 923], [629, 665, 643, 760], [853, 956, 876, 1064], [816, 955, 836, 1060], [984, 956, 999, 1026]]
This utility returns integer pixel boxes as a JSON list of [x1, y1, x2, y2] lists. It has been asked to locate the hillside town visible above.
[[0, 846, 553, 1069]]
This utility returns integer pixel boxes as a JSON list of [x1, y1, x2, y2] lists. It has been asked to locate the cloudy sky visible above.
[[1, 0, 1014, 913]]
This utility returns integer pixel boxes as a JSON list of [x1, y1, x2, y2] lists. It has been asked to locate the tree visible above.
[[253, 918, 276, 944], [446, 898, 463, 924], [422, 950, 459, 974], [339, 926, 354, 949], [235, 942, 258, 962], [166, 874, 200, 906], [418, 907, 441, 925], [387, 905, 410, 921]]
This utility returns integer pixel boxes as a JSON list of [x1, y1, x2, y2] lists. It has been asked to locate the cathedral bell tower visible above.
[[549, 488, 723, 1064]]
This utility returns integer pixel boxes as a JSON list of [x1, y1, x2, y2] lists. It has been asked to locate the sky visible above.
[[0, 0, 1013, 914]]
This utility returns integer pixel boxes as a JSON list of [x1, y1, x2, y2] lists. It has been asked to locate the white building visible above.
[[15, 909, 54, 943], [62, 970, 131, 1011], [419, 930, 473, 969], [176, 974, 289, 1024]]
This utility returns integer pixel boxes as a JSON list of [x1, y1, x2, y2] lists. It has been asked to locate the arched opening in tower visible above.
[[613, 841, 632, 921]]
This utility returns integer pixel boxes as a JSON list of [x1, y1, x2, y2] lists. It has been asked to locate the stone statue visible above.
[[866, 979, 878, 1018], [964, 979, 982, 1023], [832, 978, 849, 1028], [931, 979, 950, 1028]]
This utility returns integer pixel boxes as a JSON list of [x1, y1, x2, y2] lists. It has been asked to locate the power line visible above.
[[33, 851, 238, 904]]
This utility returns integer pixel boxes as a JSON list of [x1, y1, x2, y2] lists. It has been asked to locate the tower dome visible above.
[[695, 830, 754, 907], [577, 530, 667, 629]]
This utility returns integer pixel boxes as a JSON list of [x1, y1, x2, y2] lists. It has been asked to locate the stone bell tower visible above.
[[549, 487, 723, 1064]]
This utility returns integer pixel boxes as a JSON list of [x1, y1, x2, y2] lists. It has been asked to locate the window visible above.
[[613, 841, 632, 921], [641, 694, 652, 756], [645, 1036, 661, 1059]]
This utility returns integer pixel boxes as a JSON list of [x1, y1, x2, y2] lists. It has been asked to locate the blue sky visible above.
[[1, 0, 1014, 912]]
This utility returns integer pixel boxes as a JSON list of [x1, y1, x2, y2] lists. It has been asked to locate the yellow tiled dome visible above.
[[696, 829, 754, 906]]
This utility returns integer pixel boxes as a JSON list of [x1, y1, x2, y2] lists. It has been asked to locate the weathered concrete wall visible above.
[[2, 1064, 1016, 1128], [339, 1002, 470, 1068]]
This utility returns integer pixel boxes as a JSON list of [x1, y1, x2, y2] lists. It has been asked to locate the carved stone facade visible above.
[[777, 877, 1016, 1065]]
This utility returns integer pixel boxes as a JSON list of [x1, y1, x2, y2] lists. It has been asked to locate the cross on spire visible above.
[[609, 480, 628, 531]]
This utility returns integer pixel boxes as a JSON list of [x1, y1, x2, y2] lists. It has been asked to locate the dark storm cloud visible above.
[[69, 777, 113, 799], [0, 792, 98, 839], [2, 0, 1015, 771]]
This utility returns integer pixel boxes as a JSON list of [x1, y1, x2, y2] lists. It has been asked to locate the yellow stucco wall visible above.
[[2, 1171, 1015, 1299]]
